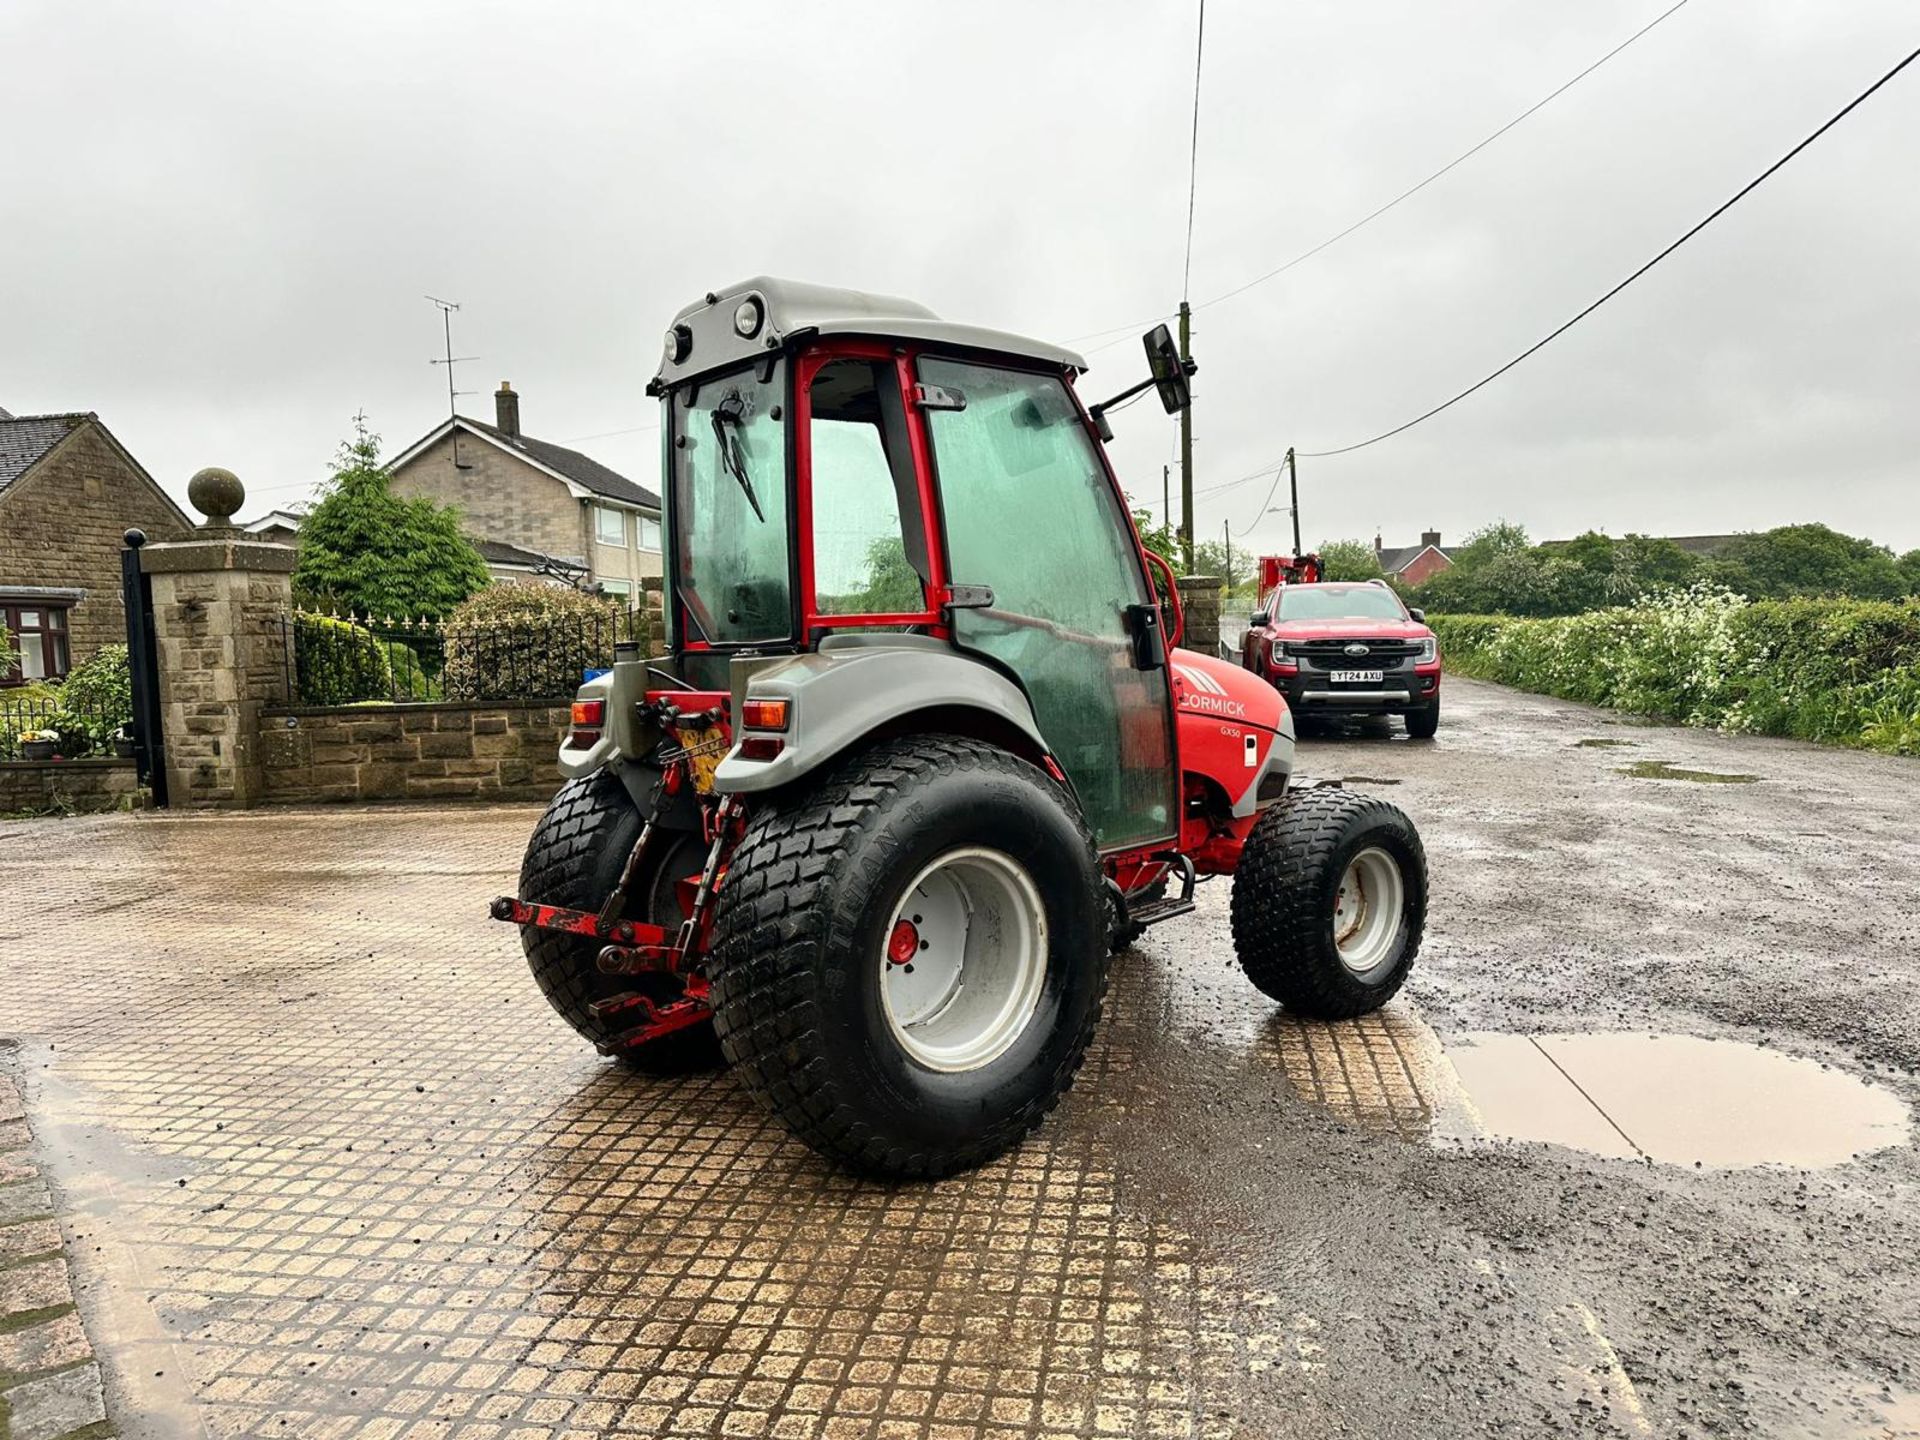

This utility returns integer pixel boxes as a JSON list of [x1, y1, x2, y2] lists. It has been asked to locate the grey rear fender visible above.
[[712, 634, 1049, 794]]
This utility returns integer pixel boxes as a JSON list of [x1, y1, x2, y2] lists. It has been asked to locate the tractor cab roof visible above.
[[649, 276, 1089, 393]]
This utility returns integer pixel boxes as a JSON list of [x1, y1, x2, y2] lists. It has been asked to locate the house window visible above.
[[638, 516, 662, 552], [3, 604, 72, 684], [599, 578, 632, 600], [594, 505, 627, 545]]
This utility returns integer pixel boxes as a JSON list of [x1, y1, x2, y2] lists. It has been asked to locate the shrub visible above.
[[441, 585, 646, 701], [292, 613, 397, 705], [58, 643, 135, 748]]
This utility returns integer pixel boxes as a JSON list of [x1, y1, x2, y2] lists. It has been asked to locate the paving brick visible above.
[[0, 1307, 91, 1376], [0, 1178, 52, 1224], [0, 1255, 70, 1315], [2, 1360, 107, 1440], [0, 1216, 60, 1262]]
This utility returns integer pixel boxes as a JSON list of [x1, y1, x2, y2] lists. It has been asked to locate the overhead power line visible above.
[[1182, 0, 1207, 303], [1066, 0, 1691, 351], [1296, 41, 1920, 459]]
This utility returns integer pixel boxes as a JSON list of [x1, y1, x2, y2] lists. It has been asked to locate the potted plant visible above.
[[113, 726, 137, 758], [20, 729, 59, 761]]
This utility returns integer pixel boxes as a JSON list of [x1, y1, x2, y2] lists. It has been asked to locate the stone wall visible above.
[[0, 757, 139, 814], [1176, 574, 1225, 656], [259, 700, 569, 803], [0, 420, 190, 663]]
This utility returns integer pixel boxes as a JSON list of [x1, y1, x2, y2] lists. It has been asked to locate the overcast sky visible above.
[[4, 0, 1916, 554]]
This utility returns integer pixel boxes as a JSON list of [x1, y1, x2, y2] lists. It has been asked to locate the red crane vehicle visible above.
[[494, 279, 1428, 1178]]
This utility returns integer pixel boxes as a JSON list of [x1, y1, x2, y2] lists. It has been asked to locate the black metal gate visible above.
[[121, 528, 168, 806]]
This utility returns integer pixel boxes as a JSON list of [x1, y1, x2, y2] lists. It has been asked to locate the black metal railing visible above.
[[0, 693, 136, 761], [282, 606, 655, 706]]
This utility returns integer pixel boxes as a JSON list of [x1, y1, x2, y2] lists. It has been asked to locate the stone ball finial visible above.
[[188, 466, 245, 524]]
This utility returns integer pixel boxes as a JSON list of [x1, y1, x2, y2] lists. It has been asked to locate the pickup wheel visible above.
[[1405, 701, 1440, 740], [518, 771, 722, 1074], [1230, 787, 1426, 1018], [709, 736, 1109, 1179]]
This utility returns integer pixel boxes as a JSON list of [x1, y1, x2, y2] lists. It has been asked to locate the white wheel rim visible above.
[[1332, 846, 1404, 979], [880, 846, 1048, 1073]]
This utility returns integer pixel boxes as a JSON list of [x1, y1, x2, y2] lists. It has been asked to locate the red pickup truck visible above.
[[1241, 580, 1442, 738]]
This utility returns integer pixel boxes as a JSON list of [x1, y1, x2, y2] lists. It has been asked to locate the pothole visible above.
[[1263, 1015, 1909, 1168], [1575, 737, 1636, 748], [1618, 760, 1759, 784], [1339, 775, 1402, 786]]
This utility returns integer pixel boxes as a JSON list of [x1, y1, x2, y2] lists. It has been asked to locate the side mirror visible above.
[[1144, 324, 1193, 414], [1407, 607, 1426, 623], [1249, 610, 1270, 627]]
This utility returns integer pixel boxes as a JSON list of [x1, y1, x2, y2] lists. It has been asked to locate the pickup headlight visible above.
[[1414, 637, 1437, 663], [1271, 639, 1291, 664]]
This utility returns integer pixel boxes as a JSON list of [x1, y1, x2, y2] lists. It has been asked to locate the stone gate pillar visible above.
[[140, 468, 296, 807], [1176, 574, 1224, 656]]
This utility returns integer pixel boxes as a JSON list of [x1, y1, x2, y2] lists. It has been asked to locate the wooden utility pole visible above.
[[1287, 447, 1301, 555], [1178, 300, 1194, 570], [1162, 463, 1170, 536], [1221, 519, 1233, 592]]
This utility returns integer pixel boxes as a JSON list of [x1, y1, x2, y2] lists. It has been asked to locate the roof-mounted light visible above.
[[732, 297, 764, 340], [665, 324, 693, 364]]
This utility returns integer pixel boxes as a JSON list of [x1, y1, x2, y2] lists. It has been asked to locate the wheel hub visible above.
[[880, 847, 1048, 1073], [1332, 845, 1405, 979]]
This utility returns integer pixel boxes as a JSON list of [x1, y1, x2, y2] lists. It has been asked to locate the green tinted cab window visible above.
[[670, 363, 790, 644], [919, 358, 1175, 849]]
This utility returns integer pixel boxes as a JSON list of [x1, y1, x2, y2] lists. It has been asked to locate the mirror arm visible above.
[[1088, 374, 1157, 422]]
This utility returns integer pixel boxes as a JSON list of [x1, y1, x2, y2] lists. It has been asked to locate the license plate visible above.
[[1331, 669, 1383, 683]]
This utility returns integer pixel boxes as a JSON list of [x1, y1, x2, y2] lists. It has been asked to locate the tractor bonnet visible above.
[[649, 276, 1089, 392]]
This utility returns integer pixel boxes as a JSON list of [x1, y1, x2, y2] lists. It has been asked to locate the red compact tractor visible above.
[[495, 279, 1427, 1178]]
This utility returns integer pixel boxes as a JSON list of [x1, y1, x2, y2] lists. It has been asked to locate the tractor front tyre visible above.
[[1229, 787, 1426, 1018], [517, 770, 722, 1075], [709, 736, 1109, 1180]]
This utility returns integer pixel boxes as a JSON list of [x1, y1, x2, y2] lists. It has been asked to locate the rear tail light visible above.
[[737, 736, 784, 762], [567, 698, 605, 748], [741, 697, 790, 731]]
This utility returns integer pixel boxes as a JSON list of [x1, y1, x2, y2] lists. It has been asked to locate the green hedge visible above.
[[1432, 591, 1920, 755]]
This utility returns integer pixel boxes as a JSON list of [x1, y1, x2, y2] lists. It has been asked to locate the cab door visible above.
[[915, 357, 1177, 852]]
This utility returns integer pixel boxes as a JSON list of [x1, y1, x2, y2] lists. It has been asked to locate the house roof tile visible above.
[[0, 412, 89, 496], [462, 418, 660, 510]]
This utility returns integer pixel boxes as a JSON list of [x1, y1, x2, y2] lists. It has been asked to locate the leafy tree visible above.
[[841, 536, 927, 614], [293, 414, 490, 618], [1315, 539, 1386, 584], [1131, 510, 1181, 569], [1900, 549, 1920, 595], [1707, 523, 1906, 601]]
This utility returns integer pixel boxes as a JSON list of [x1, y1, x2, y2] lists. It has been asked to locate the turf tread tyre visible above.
[[709, 735, 1109, 1179], [1230, 787, 1425, 1018], [519, 770, 721, 1074]]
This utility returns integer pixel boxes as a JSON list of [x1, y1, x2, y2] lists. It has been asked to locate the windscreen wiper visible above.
[[710, 393, 766, 523]]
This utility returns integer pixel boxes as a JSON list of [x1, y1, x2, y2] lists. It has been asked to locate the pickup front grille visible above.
[[1286, 638, 1422, 661]]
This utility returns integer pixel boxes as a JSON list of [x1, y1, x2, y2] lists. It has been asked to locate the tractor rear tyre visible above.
[[518, 770, 722, 1074], [1230, 787, 1425, 1018], [709, 735, 1109, 1179], [1405, 702, 1440, 740]]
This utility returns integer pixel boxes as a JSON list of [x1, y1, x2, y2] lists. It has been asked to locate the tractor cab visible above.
[[638, 277, 1210, 853]]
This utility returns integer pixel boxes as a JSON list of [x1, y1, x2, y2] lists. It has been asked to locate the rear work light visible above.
[[740, 697, 789, 731]]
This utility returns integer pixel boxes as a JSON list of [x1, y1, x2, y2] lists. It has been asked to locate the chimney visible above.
[[1374, 531, 1383, 555], [495, 381, 520, 439], [1421, 529, 1442, 549]]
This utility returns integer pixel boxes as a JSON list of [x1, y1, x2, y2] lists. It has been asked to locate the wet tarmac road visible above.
[[3, 676, 1918, 1438]]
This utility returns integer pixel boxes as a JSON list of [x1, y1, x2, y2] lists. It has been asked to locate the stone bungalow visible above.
[[0, 408, 191, 684], [386, 383, 663, 600]]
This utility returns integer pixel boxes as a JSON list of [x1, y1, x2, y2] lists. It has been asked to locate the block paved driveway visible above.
[[6, 678, 1920, 1439]]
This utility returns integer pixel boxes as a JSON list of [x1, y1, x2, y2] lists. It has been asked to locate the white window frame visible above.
[[598, 577, 633, 599], [594, 504, 627, 545], [638, 515, 662, 552]]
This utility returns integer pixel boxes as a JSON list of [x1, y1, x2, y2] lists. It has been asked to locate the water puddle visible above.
[[1266, 1017, 1909, 1168], [1618, 760, 1759, 784], [1447, 1032, 1908, 1167], [1575, 737, 1636, 748], [1340, 775, 1402, 786]]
